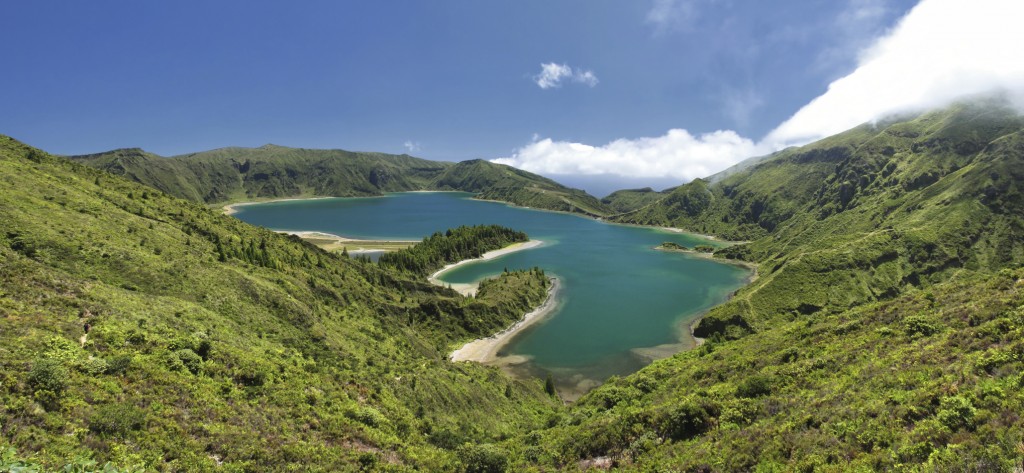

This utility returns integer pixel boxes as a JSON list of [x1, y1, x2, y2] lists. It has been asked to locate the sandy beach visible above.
[[222, 196, 336, 215], [450, 276, 560, 363], [428, 240, 544, 296]]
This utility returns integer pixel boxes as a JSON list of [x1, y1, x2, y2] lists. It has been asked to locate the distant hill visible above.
[[70, 145, 612, 216], [600, 187, 669, 214]]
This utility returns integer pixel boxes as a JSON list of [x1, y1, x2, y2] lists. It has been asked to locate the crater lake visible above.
[[231, 192, 751, 397]]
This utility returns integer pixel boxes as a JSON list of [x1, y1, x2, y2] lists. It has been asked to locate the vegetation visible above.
[[509, 269, 1024, 471], [70, 146, 612, 217], [0, 136, 558, 471], [5, 98, 1024, 470], [600, 187, 668, 214], [503, 99, 1024, 470], [431, 159, 611, 217], [378, 225, 527, 276]]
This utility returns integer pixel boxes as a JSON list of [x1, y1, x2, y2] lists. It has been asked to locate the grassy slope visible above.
[[617, 102, 1024, 335], [70, 147, 612, 217], [0, 136, 559, 471], [512, 101, 1024, 470]]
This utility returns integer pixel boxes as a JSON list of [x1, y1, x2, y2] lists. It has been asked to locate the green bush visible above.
[[174, 348, 203, 374], [936, 396, 976, 431], [904, 315, 939, 337], [661, 401, 713, 441], [26, 358, 68, 394], [89, 403, 146, 435], [106, 355, 132, 375], [736, 374, 773, 398], [81, 357, 109, 376], [345, 405, 388, 428], [460, 443, 508, 473]]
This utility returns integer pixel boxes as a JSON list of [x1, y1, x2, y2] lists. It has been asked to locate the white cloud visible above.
[[403, 141, 421, 153], [767, 0, 1024, 147], [503, 0, 1024, 183], [721, 87, 765, 128], [534, 63, 599, 89], [646, 0, 699, 34], [494, 129, 764, 181]]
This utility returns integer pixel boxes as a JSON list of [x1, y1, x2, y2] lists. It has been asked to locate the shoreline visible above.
[[654, 245, 759, 274], [428, 240, 544, 296], [223, 193, 757, 364], [450, 277, 561, 363], [276, 229, 417, 244], [222, 196, 337, 215]]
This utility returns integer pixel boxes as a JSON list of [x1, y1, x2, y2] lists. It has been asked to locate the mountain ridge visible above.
[[69, 145, 613, 217]]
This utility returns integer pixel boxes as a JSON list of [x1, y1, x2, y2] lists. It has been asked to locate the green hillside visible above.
[[431, 159, 611, 217], [0, 136, 558, 471], [516, 101, 1024, 470], [615, 101, 1024, 335], [4, 100, 1024, 471], [600, 187, 669, 214], [70, 146, 611, 217]]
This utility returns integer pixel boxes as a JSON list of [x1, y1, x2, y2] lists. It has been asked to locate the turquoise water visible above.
[[233, 192, 750, 393]]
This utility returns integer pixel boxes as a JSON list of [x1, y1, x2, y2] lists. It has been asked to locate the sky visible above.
[[2, 0, 1022, 197]]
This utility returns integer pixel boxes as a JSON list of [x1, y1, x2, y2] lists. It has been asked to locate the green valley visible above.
[[3, 99, 1024, 471]]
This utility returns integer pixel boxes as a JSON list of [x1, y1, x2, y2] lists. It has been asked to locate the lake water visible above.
[[232, 192, 750, 396]]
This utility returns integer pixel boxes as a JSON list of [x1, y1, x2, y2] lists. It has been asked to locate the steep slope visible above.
[[616, 101, 1024, 334], [0, 136, 558, 471], [511, 101, 1024, 470], [71, 146, 612, 217]]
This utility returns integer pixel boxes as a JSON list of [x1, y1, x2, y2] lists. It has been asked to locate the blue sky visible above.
[[3, 0, 1020, 196]]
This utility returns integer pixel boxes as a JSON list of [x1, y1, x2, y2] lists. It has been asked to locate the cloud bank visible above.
[[766, 0, 1024, 147], [503, 0, 1024, 183], [493, 130, 763, 181], [534, 63, 599, 89]]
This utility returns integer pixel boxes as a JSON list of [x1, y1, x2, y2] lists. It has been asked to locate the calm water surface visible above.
[[233, 193, 750, 394]]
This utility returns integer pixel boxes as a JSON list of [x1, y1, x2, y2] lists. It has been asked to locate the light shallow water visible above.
[[233, 192, 750, 395]]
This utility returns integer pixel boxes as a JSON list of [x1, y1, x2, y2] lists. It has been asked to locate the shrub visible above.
[[89, 403, 146, 435], [27, 358, 68, 394], [345, 405, 388, 428], [81, 357, 109, 376], [174, 349, 203, 374], [106, 355, 132, 375], [936, 395, 976, 431], [460, 443, 508, 473], [661, 401, 712, 441], [904, 315, 939, 336], [736, 374, 773, 398]]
